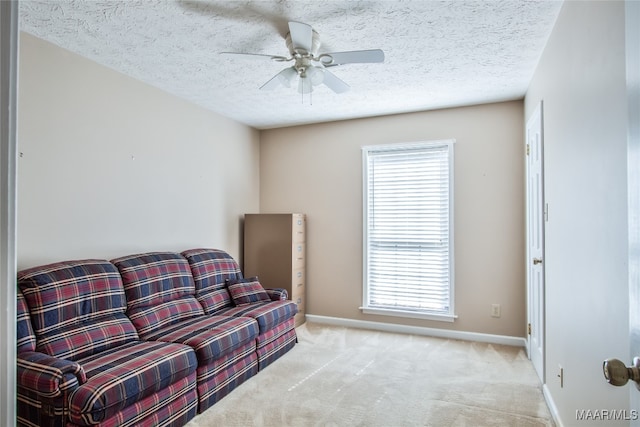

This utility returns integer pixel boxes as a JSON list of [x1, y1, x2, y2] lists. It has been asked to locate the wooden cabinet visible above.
[[244, 213, 306, 327]]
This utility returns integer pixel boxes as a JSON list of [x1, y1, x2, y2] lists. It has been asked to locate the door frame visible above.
[[626, 0, 640, 424], [526, 100, 545, 383], [0, 1, 19, 425]]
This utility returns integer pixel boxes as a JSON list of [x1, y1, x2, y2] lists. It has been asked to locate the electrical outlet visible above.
[[491, 304, 501, 318]]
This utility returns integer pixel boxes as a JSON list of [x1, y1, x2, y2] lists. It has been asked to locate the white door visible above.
[[600, 2, 640, 419], [626, 1, 640, 424], [526, 101, 545, 383]]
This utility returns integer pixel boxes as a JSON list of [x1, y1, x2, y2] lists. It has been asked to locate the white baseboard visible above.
[[305, 314, 527, 347], [542, 384, 563, 427]]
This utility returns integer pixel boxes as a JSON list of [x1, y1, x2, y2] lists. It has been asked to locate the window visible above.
[[362, 140, 455, 322]]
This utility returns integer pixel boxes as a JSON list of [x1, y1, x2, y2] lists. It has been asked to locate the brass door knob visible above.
[[603, 357, 640, 389]]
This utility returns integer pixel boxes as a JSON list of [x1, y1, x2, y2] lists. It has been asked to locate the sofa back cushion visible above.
[[112, 252, 204, 338], [16, 289, 36, 353], [17, 260, 138, 361], [181, 248, 242, 314]]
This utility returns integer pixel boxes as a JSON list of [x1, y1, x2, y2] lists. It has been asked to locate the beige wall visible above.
[[525, 1, 629, 425], [260, 101, 526, 338], [17, 33, 526, 339], [17, 33, 260, 269]]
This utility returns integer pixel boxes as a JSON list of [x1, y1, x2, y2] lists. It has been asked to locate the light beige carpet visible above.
[[185, 322, 555, 427]]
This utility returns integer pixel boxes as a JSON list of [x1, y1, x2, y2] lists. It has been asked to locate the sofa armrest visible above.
[[265, 288, 288, 301], [17, 351, 86, 398]]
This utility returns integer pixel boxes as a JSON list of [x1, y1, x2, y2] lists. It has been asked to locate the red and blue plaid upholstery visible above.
[[17, 259, 199, 427], [181, 249, 298, 331], [18, 260, 139, 361], [219, 300, 298, 334], [255, 317, 297, 370], [181, 248, 298, 370], [17, 351, 85, 399], [141, 314, 259, 364], [17, 344, 86, 426], [112, 252, 205, 337], [113, 251, 262, 412], [226, 277, 271, 306], [196, 341, 258, 412], [70, 340, 197, 425], [17, 385, 70, 427], [17, 289, 36, 353], [181, 248, 241, 314], [17, 248, 298, 425], [67, 372, 198, 427], [130, 311, 260, 411]]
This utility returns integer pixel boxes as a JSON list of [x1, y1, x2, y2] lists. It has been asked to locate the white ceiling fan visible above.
[[221, 21, 384, 94]]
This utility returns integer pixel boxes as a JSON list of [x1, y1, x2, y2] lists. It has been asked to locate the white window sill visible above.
[[360, 306, 457, 323]]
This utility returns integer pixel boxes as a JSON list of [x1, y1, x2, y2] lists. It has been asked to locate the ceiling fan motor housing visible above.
[[286, 29, 321, 58], [286, 29, 322, 79]]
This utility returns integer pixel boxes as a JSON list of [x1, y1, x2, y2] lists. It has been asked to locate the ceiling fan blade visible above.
[[319, 49, 385, 67], [288, 21, 313, 53], [322, 69, 350, 94], [260, 67, 298, 90], [220, 52, 290, 62]]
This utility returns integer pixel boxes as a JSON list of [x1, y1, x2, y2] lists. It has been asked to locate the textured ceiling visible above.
[[19, 0, 563, 129]]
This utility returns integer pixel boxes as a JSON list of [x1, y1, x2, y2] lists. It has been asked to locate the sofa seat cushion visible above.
[[140, 315, 259, 364], [69, 341, 196, 426], [219, 301, 298, 334]]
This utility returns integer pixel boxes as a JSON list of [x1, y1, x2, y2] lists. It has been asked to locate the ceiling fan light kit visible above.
[[222, 21, 384, 97]]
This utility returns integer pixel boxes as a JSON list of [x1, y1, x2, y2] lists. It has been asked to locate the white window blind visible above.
[[362, 140, 454, 320]]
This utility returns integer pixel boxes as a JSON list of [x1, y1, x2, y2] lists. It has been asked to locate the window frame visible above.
[[361, 139, 456, 322]]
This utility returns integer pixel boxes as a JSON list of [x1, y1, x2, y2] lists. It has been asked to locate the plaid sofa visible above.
[[17, 249, 298, 426]]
